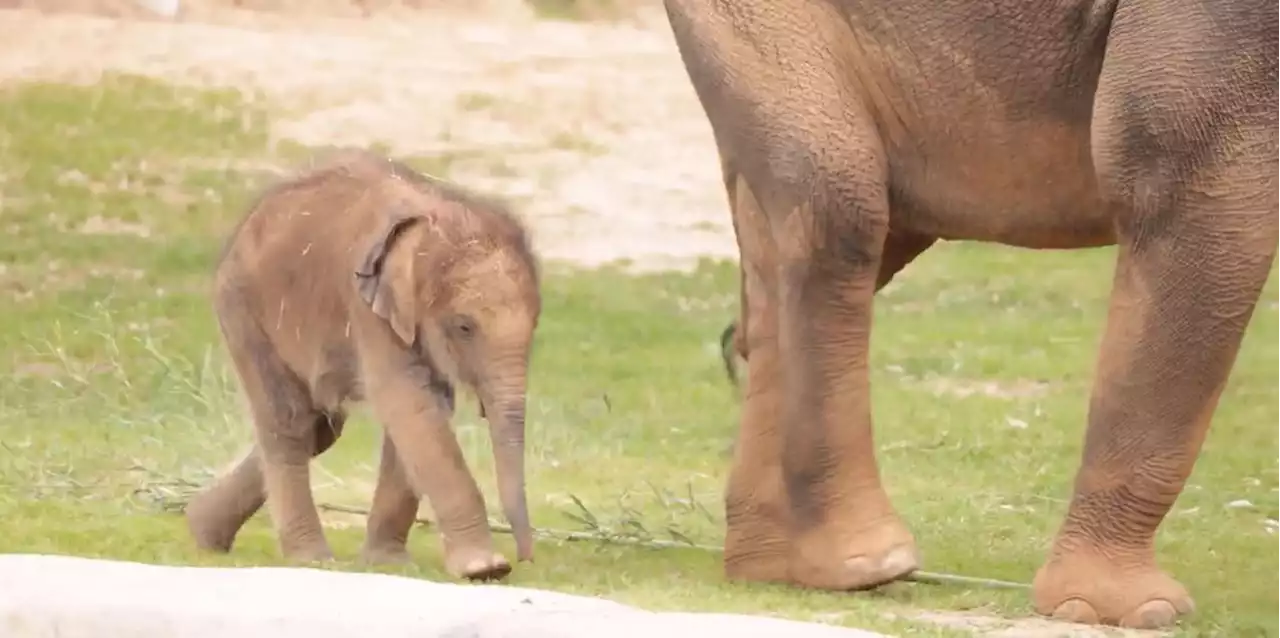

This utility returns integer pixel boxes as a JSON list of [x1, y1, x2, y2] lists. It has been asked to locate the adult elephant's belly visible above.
[[883, 114, 1117, 249]]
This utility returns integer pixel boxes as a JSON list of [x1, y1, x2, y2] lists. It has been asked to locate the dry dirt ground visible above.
[[0, 4, 1174, 637], [0, 0, 738, 272]]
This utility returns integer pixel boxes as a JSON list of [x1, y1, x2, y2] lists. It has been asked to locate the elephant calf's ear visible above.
[[354, 215, 421, 345]]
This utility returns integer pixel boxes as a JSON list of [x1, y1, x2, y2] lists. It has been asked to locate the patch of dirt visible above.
[[919, 377, 1052, 400], [77, 214, 154, 238], [0, 3, 738, 271], [905, 610, 1170, 638]]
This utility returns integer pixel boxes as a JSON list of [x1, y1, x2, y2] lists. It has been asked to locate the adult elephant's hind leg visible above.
[[1033, 4, 1278, 627], [664, 0, 917, 590]]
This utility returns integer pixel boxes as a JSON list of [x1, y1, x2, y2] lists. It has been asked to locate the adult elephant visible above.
[[662, 0, 1277, 629]]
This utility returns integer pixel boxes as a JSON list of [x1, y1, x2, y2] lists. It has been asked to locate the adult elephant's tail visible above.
[[719, 320, 742, 388]]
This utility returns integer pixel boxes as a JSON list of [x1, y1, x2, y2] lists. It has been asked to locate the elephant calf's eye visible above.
[[449, 314, 478, 340]]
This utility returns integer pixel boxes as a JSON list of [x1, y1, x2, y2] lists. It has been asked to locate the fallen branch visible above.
[[316, 502, 1029, 591], [135, 472, 1027, 592]]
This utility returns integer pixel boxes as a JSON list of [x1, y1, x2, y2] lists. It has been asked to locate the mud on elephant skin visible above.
[[184, 149, 541, 581], [665, 0, 1277, 629]]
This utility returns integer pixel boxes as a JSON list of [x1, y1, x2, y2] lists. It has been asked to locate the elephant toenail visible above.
[[877, 545, 920, 577], [1120, 600, 1180, 629], [842, 555, 874, 579], [1051, 599, 1099, 625]]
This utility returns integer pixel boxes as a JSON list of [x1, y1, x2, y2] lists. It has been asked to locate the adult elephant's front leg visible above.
[[721, 157, 918, 591], [721, 168, 790, 582], [664, 0, 918, 590], [774, 187, 920, 590]]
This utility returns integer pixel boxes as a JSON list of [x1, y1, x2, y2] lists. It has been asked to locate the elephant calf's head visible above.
[[355, 183, 540, 562]]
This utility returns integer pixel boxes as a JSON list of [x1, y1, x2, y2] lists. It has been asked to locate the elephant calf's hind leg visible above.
[[186, 411, 346, 554], [211, 302, 335, 562], [360, 433, 421, 566]]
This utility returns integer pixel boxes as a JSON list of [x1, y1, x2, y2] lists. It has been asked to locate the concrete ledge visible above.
[[0, 554, 890, 638]]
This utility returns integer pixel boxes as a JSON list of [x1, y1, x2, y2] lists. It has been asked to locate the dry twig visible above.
[[316, 502, 1028, 590], [136, 469, 1027, 591]]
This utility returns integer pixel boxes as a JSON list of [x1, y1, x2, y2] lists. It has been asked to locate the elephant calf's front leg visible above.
[[365, 370, 509, 581], [361, 380, 459, 566]]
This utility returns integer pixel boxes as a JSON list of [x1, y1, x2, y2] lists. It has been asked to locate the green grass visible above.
[[0, 74, 1276, 638], [523, 0, 632, 22]]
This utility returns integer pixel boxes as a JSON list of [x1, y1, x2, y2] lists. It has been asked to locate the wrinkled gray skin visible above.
[[664, 0, 1276, 629]]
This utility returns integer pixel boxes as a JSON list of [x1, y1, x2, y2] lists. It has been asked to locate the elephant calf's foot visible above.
[[360, 543, 413, 566], [444, 545, 512, 581], [1032, 546, 1194, 629], [788, 516, 919, 591], [279, 536, 335, 564], [185, 501, 239, 553]]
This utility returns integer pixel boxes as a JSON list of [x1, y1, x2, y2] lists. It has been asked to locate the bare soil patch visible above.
[[0, 2, 737, 271], [904, 610, 1169, 638]]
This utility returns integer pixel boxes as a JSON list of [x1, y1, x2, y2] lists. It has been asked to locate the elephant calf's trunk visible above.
[[488, 404, 534, 562]]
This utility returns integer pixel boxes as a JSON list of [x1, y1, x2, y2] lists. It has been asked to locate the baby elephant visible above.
[[185, 150, 539, 581]]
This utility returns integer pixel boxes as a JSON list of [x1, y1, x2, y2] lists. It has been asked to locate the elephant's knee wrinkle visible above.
[[823, 217, 888, 269], [257, 433, 320, 466], [777, 247, 882, 295]]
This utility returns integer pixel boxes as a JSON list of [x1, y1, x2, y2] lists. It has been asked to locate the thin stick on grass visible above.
[[136, 473, 1026, 591], [314, 503, 1028, 591]]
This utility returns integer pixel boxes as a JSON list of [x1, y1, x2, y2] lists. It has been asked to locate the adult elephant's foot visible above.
[[1032, 545, 1194, 629], [788, 515, 919, 591], [444, 544, 512, 581], [723, 490, 918, 591], [723, 471, 792, 584], [724, 517, 791, 583]]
